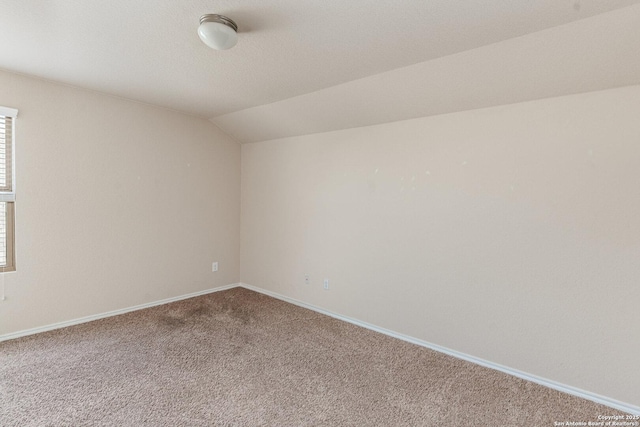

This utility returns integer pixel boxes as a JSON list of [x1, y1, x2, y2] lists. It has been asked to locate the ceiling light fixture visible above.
[[198, 14, 238, 50]]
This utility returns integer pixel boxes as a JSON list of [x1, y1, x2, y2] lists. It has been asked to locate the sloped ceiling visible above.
[[1, 0, 639, 143]]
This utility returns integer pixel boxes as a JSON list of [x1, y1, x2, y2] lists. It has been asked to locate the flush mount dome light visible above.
[[198, 14, 238, 50]]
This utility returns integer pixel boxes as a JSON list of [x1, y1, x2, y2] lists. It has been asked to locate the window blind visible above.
[[0, 115, 12, 192], [0, 110, 16, 272], [0, 202, 8, 266]]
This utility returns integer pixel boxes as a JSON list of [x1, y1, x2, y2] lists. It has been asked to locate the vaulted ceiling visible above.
[[2, 1, 639, 142]]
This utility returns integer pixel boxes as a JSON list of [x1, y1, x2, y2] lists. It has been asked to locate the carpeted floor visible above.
[[0, 287, 624, 426]]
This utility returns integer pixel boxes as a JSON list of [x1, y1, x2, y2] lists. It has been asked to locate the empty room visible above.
[[1, 1, 639, 425]]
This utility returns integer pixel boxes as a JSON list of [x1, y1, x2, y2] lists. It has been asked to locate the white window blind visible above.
[[0, 202, 9, 266], [0, 107, 17, 272], [0, 115, 12, 191]]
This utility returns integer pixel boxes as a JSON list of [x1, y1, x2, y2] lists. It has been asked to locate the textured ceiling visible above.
[[213, 4, 640, 143], [1, 0, 639, 140]]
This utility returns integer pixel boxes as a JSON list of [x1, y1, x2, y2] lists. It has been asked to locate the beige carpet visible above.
[[0, 287, 624, 426]]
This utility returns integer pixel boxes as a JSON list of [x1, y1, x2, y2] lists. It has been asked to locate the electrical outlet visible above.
[[212, 262, 218, 272], [304, 274, 310, 285], [323, 278, 329, 290]]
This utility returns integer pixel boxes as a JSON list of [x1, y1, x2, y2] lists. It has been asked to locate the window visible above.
[[0, 106, 17, 272]]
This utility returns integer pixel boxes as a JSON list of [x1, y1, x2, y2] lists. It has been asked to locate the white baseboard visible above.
[[0, 283, 240, 342], [239, 282, 640, 416]]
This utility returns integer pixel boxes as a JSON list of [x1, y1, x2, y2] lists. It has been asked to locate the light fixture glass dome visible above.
[[198, 14, 238, 50]]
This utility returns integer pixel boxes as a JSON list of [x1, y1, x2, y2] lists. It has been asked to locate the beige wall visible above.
[[241, 85, 640, 406], [0, 69, 240, 335], [2, 67, 638, 407]]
